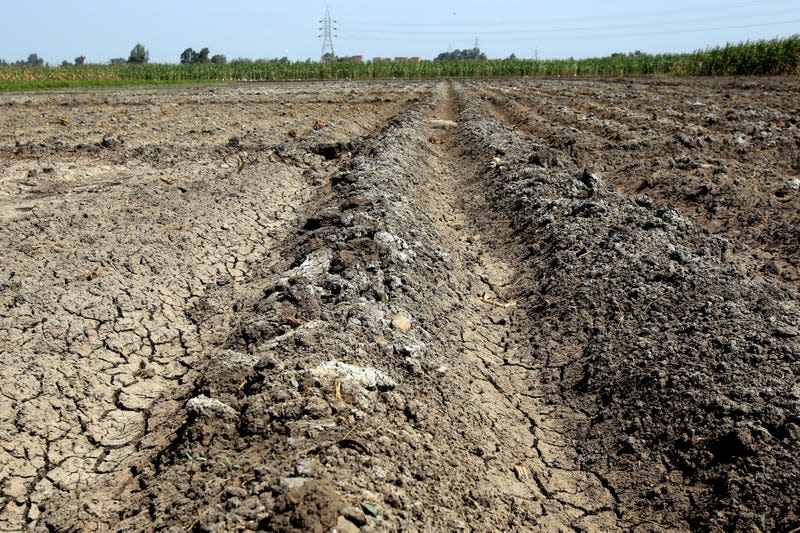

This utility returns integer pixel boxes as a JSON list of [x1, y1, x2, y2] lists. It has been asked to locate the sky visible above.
[[0, 0, 798, 64]]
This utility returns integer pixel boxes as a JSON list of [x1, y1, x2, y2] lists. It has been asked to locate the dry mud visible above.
[[0, 78, 798, 532]]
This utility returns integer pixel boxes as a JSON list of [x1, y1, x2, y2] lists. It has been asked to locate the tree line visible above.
[[2, 53, 87, 67], [434, 47, 488, 61], [1, 44, 151, 67], [180, 47, 226, 64], [2, 43, 503, 67], [0, 53, 46, 67], [0, 43, 291, 67]]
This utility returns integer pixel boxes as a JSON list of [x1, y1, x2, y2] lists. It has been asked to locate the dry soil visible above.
[[0, 78, 798, 532]]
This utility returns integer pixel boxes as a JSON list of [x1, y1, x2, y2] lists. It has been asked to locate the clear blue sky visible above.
[[1, 0, 798, 64]]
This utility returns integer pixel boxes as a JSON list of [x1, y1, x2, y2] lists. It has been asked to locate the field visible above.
[[1, 36, 799, 90], [0, 78, 798, 532]]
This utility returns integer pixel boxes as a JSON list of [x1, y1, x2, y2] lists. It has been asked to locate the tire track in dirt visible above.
[[0, 83, 421, 531]]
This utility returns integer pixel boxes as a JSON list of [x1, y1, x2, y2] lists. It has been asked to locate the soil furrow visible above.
[[418, 82, 621, 530], [471, 78, 800, 293], [0, 82, 420, 531], [64, 83, 623, 532], [1, 78, 798, 532], [454, 80, 800, 531]]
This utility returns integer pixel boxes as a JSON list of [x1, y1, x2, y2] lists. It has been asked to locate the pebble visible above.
[[392, 312, 412, 333]]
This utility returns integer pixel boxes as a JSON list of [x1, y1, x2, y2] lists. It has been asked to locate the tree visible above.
[[110, 57, 127, 65], [18, 53, 45, 67], [74, 56, 85, 66], [182, 47, 222, 64], [61, 60, 71, 67], [180, 48, 196, 64], [434, 47, 487, 61], [128, 43, 149, 64]]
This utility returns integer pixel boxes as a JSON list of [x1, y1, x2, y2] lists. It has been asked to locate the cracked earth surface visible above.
[[0, 82, 418, 530], [1, 78, 798, 532]]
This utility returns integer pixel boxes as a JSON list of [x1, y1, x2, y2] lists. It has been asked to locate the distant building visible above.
[[334, 55, 364, 63]]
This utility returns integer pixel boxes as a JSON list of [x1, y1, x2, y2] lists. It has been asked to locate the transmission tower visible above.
[[319, 8, 337, 62]]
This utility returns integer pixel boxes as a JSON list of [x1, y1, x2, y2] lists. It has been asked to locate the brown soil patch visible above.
[[0, 78, 798, 532]]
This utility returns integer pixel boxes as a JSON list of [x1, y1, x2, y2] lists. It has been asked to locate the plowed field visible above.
[[1, 78, 798, 532]]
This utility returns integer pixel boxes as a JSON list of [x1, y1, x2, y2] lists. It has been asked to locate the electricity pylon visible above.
[[319, 8, 337, 62]]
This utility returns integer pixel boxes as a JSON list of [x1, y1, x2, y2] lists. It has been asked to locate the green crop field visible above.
[[1, 35, 798, 90]]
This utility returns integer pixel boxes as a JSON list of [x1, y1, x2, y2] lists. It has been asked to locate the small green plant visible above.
[[186, 451, 243, 474], [217, 456, 241, 470], [185, 452, 207, 474]]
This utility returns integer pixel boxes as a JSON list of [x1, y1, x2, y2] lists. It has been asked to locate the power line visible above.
[[344, 0, 795, 28], [340, 18, 800, 38]]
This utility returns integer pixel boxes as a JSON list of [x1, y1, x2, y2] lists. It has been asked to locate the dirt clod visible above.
[[391, 312, 412, 333]]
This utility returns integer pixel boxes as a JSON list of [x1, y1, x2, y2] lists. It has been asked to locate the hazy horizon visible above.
[[1, 0, 798, 65]]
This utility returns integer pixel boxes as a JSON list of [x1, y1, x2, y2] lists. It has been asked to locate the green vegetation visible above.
[[0, 36, 797, 90], [181, 47, 227, 65], [128, 43, 149, 64], [2, 53, 45, 68], [435, 47, 488, 61]]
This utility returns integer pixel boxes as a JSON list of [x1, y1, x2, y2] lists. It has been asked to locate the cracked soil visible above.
[[0, 78, 798, 532]]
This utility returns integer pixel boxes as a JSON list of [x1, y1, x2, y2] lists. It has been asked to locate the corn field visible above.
[[1, 36, 798, 89]]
